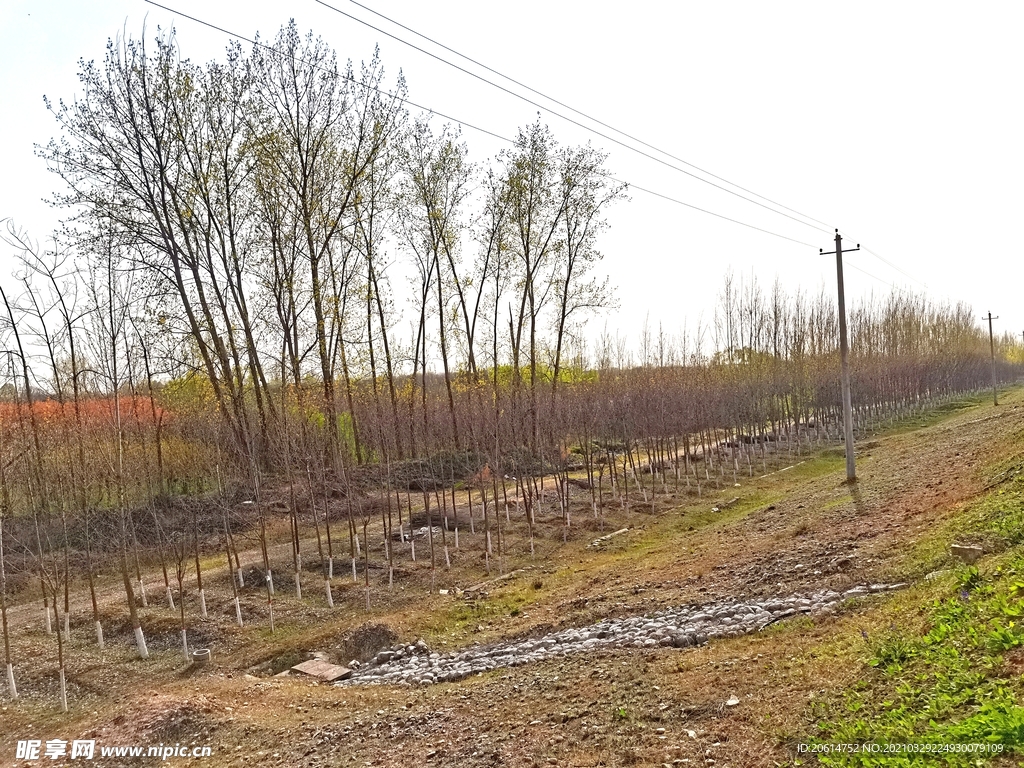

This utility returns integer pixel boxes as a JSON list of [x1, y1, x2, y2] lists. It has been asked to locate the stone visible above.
[[950, 544, 984, 564], [336, 583, 897, 687]]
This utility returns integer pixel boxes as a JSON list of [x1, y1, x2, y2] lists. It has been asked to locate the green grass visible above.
[[798, 421, 1024, 766], [868, 391, 993, 438], [889, 449, 1024, 584], [803, 559, 1024, 766]]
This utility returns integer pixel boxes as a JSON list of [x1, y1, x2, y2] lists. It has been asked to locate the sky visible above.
[[1, 0, 1022, 351]]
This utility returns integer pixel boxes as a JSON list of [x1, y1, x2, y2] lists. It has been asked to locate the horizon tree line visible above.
[[0, 22, 1021, 710]]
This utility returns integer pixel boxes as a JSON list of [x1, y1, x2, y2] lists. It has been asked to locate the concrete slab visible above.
[[290, 659, 352, 682]]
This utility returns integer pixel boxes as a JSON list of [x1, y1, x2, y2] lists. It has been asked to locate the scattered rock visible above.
[[588, 528, 630, 548], [725, 696, 740, 707], [337, 583, 902, 688]]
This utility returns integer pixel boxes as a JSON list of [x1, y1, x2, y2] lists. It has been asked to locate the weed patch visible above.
[[806, 557, 1024, 765]]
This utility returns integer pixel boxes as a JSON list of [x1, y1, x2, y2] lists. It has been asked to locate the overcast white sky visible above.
[[1, 0, 1022, 349]]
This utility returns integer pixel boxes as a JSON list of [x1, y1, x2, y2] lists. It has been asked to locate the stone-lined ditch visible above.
[[338, 582, 904, 687]]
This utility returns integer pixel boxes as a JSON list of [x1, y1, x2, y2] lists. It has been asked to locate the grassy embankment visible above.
[[787, 395, 1024, 765]]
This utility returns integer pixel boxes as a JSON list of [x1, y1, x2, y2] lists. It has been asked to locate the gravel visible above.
[[338, 582, 905, 687]]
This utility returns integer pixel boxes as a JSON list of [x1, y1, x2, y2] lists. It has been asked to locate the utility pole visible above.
[[821, 230, 859, 482], [984, 312, 999, 406]]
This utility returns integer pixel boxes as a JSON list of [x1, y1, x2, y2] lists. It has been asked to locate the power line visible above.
[[312, 0, 834, 237], [321, 0, 935, 288], [332, 0, 837, 234], [861, 245, 927, 288], [842, 257, 896, 289], [142, 0, 820, 250], [836, 228, 928, 288], [617, 181, 816, 248], [143, 0, 511, 142]]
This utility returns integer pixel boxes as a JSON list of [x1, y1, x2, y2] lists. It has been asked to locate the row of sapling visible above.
[[1, 19, 1023, 712], [0, 279, 1017, 710], [28, 18, 1015, 482]]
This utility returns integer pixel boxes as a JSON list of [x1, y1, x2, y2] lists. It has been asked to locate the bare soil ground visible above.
[[3, 391, 1022, 767]]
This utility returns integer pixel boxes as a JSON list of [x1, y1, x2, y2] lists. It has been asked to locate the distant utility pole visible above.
[[984, 312, 999, 406], [821, 229, 859, 482]]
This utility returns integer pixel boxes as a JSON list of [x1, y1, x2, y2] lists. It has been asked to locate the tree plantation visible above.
[[0, 23, 1021, 719]]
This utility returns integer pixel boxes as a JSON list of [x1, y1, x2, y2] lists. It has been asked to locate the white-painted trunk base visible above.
[[63, 613, 70, 641], [294, 572, 301, 599], [166, 586, 175, 611], [6, 663, 16, 699], [236, 568, 245, 588], [199, 589, 207, 619], [134, 626, 149, 659], [328, 558, 333, 579], [351, 558, 357, 582], [266, 570, 274, 596], [59, 668, 67, 713], [138, 579, 148, 607], [181, 629, 189, 662], [44, 605, 52, 634], [95, 620, 104, 649], [454, 528, 459, 549], [234, 597, 243, 627]]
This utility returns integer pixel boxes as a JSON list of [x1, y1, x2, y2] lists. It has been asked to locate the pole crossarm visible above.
[[819, 245, 860, 256]]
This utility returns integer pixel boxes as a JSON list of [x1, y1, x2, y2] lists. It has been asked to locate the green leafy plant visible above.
[[868, 628, 917, 671], [811, 553, 1024, 766], [957, 566, 982, 592]]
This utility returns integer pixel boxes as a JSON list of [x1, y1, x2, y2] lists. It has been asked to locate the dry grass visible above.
[[1, 390, 1021, 766]]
